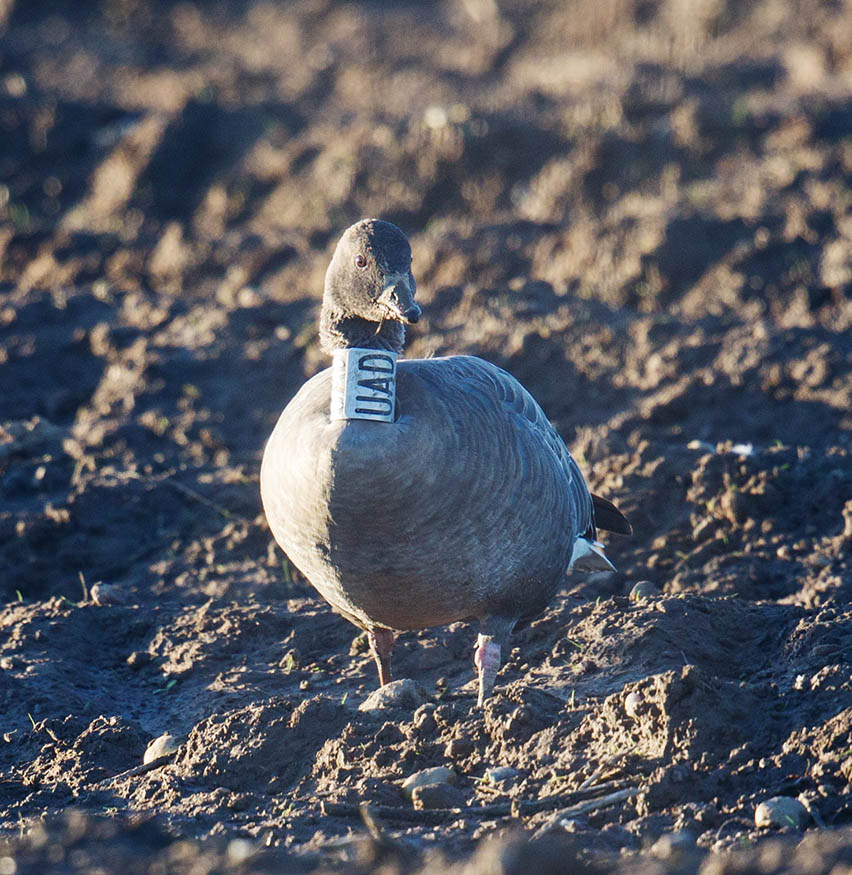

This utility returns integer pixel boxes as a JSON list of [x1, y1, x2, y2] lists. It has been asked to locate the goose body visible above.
[[263, 355, 592, 630], [261, 219, 630, 704]]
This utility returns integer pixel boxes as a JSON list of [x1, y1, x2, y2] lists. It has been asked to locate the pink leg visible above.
[[368, 628, 395, 686], [473, 634, 502, 707]]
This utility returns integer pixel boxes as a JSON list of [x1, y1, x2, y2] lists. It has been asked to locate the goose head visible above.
[[320, 219, 420, 353]]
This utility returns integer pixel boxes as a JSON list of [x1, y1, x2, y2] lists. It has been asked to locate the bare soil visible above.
[[1, 0, 852, 872]]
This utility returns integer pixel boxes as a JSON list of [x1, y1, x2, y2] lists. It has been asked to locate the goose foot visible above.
[[368, 628, 395, 686], [474, 634, 502, 707]]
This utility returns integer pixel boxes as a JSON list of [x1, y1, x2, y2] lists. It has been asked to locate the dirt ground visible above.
[[1, 0, 852, 871]]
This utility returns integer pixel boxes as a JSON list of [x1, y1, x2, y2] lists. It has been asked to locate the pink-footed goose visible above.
[[261, 219, 631, 706]]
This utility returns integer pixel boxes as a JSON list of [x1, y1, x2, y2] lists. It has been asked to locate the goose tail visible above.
[[592, 494, 632, 535], [570, 537, 616, 572]]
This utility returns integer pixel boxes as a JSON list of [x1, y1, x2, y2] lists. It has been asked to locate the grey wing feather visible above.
[[439, 357, 596, 540]]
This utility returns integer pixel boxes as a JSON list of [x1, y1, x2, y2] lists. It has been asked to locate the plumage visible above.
[[260, 218, 631, 704], [592, 494, 633, 536]]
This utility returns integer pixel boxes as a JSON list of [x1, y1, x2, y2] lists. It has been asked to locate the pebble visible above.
[[359, 678, 429, 712], [401, 766, 457, 800], [90, 583, 125, 606], [624, 691, 644, 718], [754, 796, 809, 830], [629, 581, 660, 601], [650, 830, 696, 860], [411, 782, 465, 810], [484, 766, 521, 786], [226, 838, 255, 865], [143, 733, 181, 765], [687, 439, 715, 453]]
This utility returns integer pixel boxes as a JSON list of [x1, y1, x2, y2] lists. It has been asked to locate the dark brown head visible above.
[[320, 219, 420, 353]]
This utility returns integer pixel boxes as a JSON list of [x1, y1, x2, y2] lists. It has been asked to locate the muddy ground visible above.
[[1, 0, 852, 871]]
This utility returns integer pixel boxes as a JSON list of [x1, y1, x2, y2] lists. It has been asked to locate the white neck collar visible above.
[[330, 348, 398, 422]]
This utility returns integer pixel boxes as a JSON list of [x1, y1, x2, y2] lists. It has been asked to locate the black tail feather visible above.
[[592, 494, 632, 535]]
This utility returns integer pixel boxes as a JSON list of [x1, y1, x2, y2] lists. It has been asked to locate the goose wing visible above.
[[415, 356, 597, 542]]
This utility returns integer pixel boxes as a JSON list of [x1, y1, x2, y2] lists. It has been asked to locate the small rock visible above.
[[411, 782, 465, 810], [651, 830, 696, 860], [484, 766, 520, 786], [687, 439, 715, 453], [445, 737, 474, 758], [90, 583, 125, 606], [754, 796, 809, 830], [629, 581, 660, 601], [401, 766, 457, 800], [624, 691, 644, 718], [412, 703, 437, 733], [731, 442, 754, 457], [226, 838, 255, 865], [143, 733, 181, 765], [359, 679, 429, 712]]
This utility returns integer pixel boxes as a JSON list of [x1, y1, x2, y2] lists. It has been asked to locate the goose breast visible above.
[[260, 355, 591, 632]]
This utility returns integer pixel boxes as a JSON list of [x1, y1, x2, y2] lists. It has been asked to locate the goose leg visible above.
[[368, 628, 395, 686], [473, 634, 502, 707]]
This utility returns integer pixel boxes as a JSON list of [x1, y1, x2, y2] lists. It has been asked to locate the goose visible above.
[[260, 219, 631, 706]]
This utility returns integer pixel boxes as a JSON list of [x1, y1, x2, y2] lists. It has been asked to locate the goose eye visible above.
[[354, 255, 367, 269]]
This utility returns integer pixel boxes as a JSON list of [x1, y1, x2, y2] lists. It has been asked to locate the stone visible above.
[[624, 691, 644, 718], [484, 766, 521, 786], [650, 830, 696, 860], [401, 766, 457, 800], [143, 733, 181, 765], [90, 583, 125, 606], [629, 581, 660, 601], [359, 679, 429, 712], [754, 796, 809, 830], [411, 782, 466, 810], [226, 838, 255, 865]]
